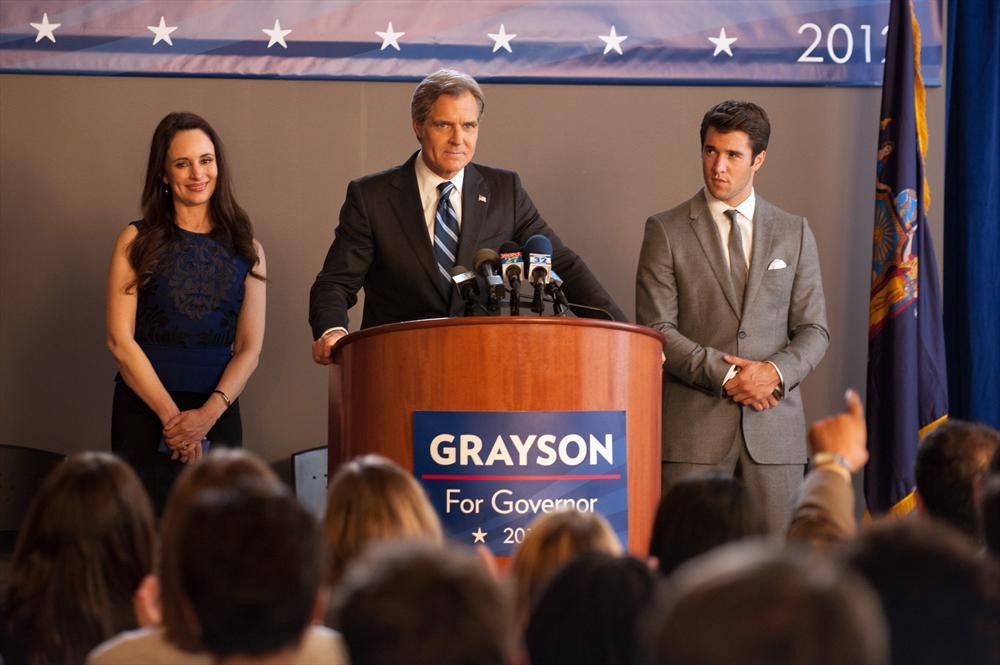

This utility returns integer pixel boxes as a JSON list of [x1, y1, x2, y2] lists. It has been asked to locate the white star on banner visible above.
[[488, 24, 517, 53], [709, 27, 738, 57], [262, 19, 292, 49], [147, 16, 178, 46], [29, 12, 61, 43], [376, 21, 405, 51], [599, 25, 628, 55], [471, 528, 487, 544]]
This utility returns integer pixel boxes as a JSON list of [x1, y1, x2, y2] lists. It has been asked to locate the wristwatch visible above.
[[810, 451, 853, 474]]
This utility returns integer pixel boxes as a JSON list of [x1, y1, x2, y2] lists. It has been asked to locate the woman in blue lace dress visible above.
[[106, 112, 266, 514]]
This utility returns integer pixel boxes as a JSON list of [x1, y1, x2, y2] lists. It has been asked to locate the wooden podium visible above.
[[328, 317, 663, 554]]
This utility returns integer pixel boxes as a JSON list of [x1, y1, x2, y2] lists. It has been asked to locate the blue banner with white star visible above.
[[1, 1, 940, 86], [414, 410, 628, 556]]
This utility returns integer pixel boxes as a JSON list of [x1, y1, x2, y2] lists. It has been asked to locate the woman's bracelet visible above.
[[213, 389, 231, 409]]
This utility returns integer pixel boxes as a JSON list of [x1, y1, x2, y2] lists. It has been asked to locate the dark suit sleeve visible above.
[[508, 173, 627, 322], [308, 180, 373, 338]]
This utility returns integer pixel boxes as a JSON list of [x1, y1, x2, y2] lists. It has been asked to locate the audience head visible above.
[[526, 553, 655, 665], [510, 508, 622, 627], [646, 541, 888, 665], [323, 454, 442, 585], [648, 474, 768, 575], [160, 448, 284, 650], [982, 466, 1000, 556], [840, 517, 1000, 665], [915, 419, 1000, 540], [700, 100, 771, 158], [3, 452, 156, 664], [178, 486, 325, 659], [332, 541, 515, 665]]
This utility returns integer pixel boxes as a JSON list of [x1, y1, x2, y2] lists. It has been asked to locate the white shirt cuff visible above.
[[722, 364, 739, 387], [764, 360, 785, 396], [320, 327, 348, 340]]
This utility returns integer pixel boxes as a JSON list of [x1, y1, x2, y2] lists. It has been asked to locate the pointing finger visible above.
[[844, 388, 864, 419]]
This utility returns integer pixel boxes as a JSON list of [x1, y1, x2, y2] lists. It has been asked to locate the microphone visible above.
[[473, 248, 504, 312], [522, 234, 553, 285], [449, 265, 480, 317], [546, 270, 571, 316], [546, 271, 616, 321], [498, 241, 523, 315], [522, 235, 553, 315]]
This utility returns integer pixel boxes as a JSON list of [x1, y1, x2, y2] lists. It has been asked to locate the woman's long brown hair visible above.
[[3, 453, 156, 665], [128, 112, 262, 290]]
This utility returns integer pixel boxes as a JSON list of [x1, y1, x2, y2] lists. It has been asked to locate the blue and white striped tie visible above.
[[434, 181, 460, 281]]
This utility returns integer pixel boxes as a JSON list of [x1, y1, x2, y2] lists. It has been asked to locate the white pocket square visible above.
[[767, 259, 787, 270]]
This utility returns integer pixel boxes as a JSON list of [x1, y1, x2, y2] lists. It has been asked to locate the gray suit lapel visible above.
[[455, 164, 491, 269], [689, 193, 742, 318], [389, 153, 450, 302], [744, 196, 776, 314]]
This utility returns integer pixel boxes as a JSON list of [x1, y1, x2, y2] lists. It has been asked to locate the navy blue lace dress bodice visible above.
[[121, 220, 250, 392]]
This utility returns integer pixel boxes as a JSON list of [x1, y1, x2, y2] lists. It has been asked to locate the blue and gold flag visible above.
[[865, 0, 948, 515]]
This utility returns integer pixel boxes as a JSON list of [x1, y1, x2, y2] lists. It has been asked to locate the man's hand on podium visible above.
[[312, 329, 347, 365]]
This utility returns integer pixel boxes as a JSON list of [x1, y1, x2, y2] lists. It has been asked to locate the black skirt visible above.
[[111, 381, 242, 516]]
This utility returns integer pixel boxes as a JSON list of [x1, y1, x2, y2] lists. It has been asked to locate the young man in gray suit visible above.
[[636, 100, 829, 531]]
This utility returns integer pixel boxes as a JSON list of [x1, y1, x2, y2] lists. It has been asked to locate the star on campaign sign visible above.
[[1, 1, 943, 87]]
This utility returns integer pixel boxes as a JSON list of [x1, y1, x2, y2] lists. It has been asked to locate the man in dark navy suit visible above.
[[309, 69, 624, 363]]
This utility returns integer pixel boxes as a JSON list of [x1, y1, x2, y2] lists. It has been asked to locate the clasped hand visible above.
[[723, 354, 780, 412], [163, 408, 215, 463]]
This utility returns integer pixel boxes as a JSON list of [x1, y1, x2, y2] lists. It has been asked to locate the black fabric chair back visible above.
[[0, 444, 65, 532], [292, 446, 327, 517]]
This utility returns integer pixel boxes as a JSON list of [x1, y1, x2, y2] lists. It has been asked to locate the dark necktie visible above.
[[725, 208, 747, 304], [433, 181, 460, 281]]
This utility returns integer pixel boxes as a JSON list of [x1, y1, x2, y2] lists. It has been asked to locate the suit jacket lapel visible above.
[[744, 196, 775, 314], [389, 152, 450, 303], [455, 163, 490, 269], [689, 192, 742, 318]]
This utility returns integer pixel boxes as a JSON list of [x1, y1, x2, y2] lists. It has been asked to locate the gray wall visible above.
[[0, 74, 945, 464]]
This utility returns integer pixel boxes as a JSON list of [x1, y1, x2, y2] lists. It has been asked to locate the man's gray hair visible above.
[[410, 69, 486, 125]]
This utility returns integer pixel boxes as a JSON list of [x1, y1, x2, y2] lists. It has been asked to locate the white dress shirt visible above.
[[705, 187, 755, 271], [415, 149, 465, 243], [703, 188, 784, 393]]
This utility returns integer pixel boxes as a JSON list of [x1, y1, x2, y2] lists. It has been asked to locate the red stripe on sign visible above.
[[419, 474, 621, 481]]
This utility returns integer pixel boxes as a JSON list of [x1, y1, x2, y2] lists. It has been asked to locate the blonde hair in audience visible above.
[[159, 448, 284, 651], [323, 454, 443, 585], [510, 508, 623, 629]]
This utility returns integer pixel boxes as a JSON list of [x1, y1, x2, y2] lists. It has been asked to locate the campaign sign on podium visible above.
[[413, 410, 627, 555]]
